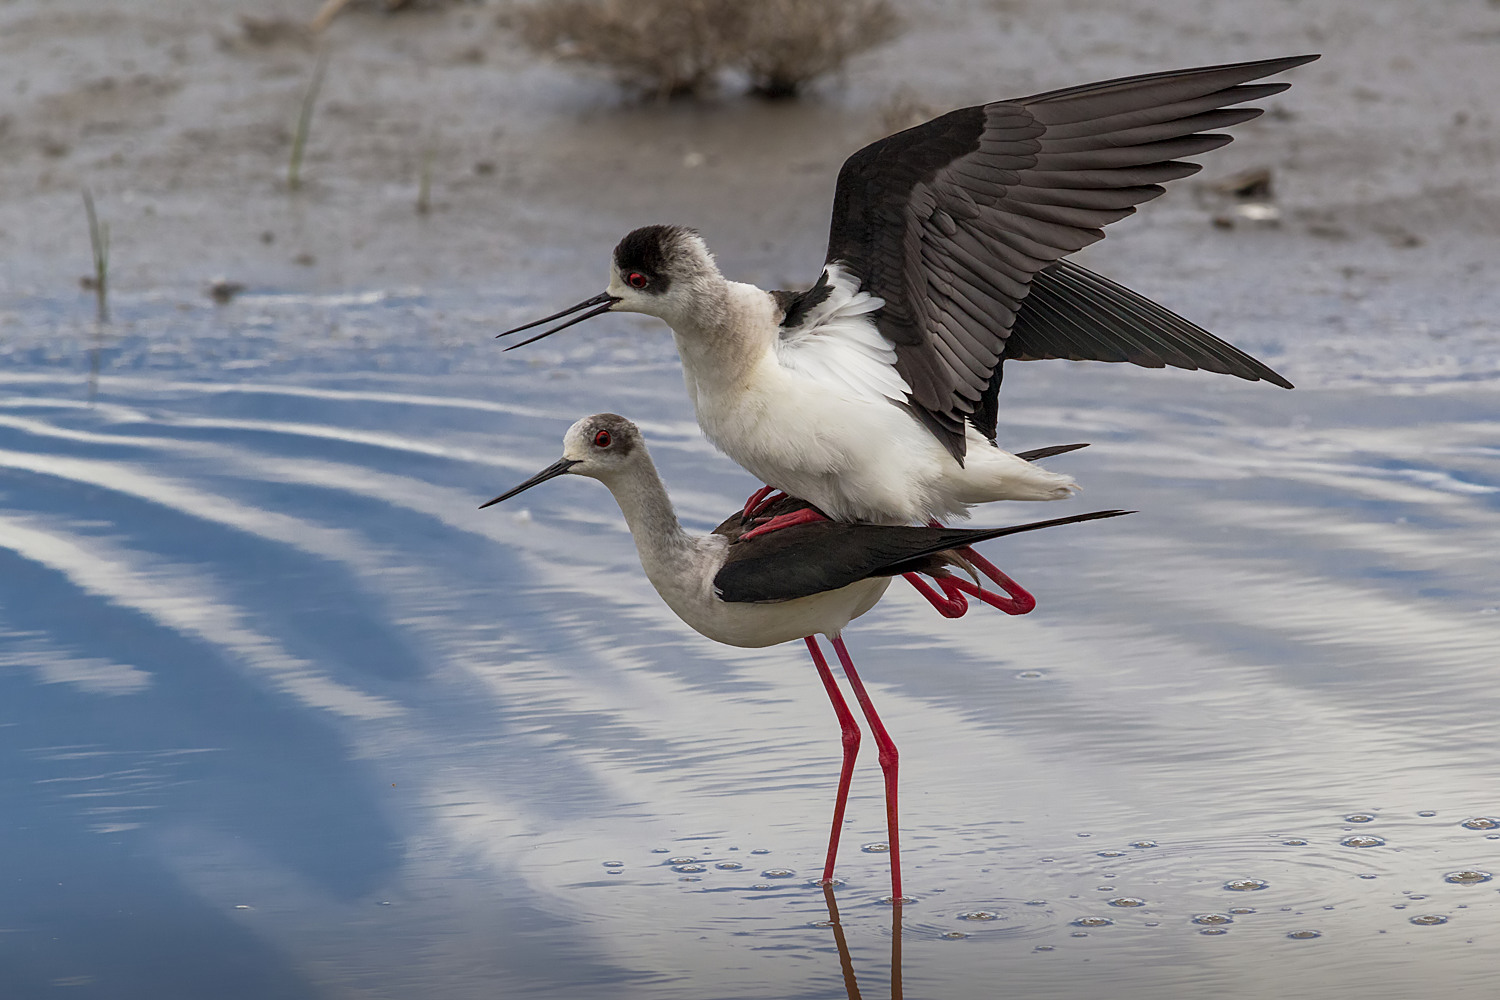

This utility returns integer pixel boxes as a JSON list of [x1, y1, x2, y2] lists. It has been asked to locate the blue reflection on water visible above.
[[1, 285, 1498, 998]]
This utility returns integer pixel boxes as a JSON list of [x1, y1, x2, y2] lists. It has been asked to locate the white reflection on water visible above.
[[0, 303, 1498, 998]]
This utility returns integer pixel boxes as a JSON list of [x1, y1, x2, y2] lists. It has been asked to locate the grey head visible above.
[[480, 413, 646, 507], [495, 225, 723, 349]]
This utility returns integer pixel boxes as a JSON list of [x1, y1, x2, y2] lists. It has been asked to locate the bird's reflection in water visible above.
[[821, 885, 903, 1000]]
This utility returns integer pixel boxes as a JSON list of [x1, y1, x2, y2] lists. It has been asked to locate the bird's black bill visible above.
[[479, 458, 581, 509], [496, 292, 618, 350]]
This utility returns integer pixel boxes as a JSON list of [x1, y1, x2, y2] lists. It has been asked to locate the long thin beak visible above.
[[479, 458, 582, 509], [496, 292, 619, 350]]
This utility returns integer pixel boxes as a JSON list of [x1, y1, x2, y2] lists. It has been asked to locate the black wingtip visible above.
[[1014, 442, 1090, 462], [1277, 53, 1322, 70], [945, 508, 1135, 548]]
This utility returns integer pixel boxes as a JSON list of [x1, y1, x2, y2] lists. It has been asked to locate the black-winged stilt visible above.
[[482, 413, 1130, 900], [497, 56, 1315, 529]]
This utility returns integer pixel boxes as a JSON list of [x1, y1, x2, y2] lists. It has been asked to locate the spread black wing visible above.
[[713, 508, 1131, 605], [823, 54, 1317, 461]]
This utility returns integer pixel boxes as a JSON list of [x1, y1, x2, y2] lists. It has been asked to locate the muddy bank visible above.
[[2, 0, 1498, 306]]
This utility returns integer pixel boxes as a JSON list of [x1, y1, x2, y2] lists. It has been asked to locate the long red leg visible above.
[[902, 572, 968, 618], [805, 636, 861, 886], [830, 634, 903, 902]]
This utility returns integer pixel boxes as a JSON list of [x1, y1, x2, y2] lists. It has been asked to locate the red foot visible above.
[[957, 545, 1036, 614], [905, 523, 1037, 617], [903, 573, 968, 618], [739, 506, 828, 541], [942, 573, 1034, 615], [742, 485, 778, 519]]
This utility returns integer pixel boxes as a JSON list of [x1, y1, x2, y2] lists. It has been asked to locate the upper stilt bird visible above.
[[481, 413, 1130, 900], [498, 55, 1315, 527]]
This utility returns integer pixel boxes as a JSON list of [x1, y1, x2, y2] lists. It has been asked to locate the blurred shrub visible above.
[[511, 0, 901, 99], [738, 0, 901, 98]]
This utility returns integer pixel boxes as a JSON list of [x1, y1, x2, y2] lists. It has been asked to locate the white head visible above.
[[480, 413, 648, 507], [606, 225, 724, 328], [494, 226, 725, 349]]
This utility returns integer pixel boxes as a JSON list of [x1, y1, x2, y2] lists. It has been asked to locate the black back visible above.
[[712, 503, 1130, 604]]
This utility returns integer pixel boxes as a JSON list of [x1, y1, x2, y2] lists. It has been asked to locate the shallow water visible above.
[[1, 275, 1497, 998]]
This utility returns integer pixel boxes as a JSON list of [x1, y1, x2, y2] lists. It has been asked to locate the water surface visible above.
[[1, 276, 1497, 997]]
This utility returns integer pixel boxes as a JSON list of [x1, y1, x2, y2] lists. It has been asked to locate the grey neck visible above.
[[601, 452, 695, 572]]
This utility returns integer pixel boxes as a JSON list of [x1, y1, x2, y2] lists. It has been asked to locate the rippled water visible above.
[[2, 276, 1498, 998]]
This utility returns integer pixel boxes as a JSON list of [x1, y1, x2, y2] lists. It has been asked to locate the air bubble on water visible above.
[[1199, 927, 1228, 936], [941, 931, 969, 940], [715, 862, 743, 870], [1341, 835, 1385, 848], [1097, 850, 1125, 858], [1225, 879, 1269, 891], [1130, 840, 1158, 849], [1443, 870, 1492, 884], [959, 911, 999, 921], [1287, 929, 1321, 940], [666, 857, 697, 865], [1459, 817, 1499, 830], [673, 864, 706, 874], [1282, 839, 1308, 846], [1071, 916, 1113, 928], [1108, 897, 1146, 908], [1410, 914, 1449, 926], [1192, 913, 1232, 925], [860, 842, 889, 854], [761, 868, 796, 878], [1344, 813, 1377, 824]]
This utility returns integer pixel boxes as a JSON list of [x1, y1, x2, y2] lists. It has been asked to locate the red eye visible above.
[[627, 271, 648, 289], [593, 429, 612, 448]]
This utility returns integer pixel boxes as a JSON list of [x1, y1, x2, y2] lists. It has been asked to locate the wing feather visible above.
[[1006, 260, 1293, 388], [822, 54, 1315, 459]]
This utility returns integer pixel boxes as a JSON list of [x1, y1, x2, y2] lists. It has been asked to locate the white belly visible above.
[[674, 576, 893, 648], [691, 362, 1076, 523]]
